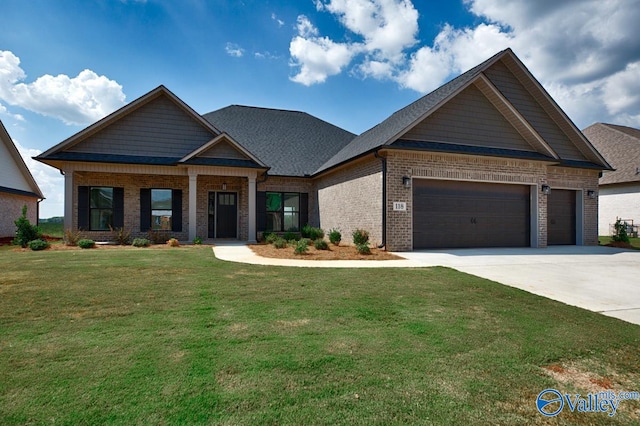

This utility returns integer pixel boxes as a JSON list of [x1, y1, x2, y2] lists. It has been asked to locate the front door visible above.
[[216, 192, 237, 238]]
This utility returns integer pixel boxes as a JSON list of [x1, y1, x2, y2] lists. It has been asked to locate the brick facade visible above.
[[384, 150, 599, 251], [597, 183, 640, 235], [316, 156, 383, 246], [0, 193, 38, 238]]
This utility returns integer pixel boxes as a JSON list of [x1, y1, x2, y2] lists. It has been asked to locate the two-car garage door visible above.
[[412, 179, 578, 249], [413, 179, 531, 249]]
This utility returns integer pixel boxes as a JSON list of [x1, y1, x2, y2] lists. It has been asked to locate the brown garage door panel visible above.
[[413, 180, 530, 249], [547, 190, 576, 245]]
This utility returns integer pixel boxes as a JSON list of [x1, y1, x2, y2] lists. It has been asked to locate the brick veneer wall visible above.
[[315, 156, 383, 246], [74, 172, 190, 241], [384, 150, 600, 251], [196, 176, 247, 240], [257, 176, 317, 227], [0, 193, 38, 238]]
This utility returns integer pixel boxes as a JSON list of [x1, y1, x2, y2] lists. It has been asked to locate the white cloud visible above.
[[271, 13, 284, 27], [14, 140, 64, 218], [289, 15, 356, 85], [289, 0, 640, 128], [225, 43, 245, 58], [0, 51, 126, 126]]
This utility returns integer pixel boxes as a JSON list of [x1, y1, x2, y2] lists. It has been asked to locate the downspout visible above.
[[374, 150, 386, 249]]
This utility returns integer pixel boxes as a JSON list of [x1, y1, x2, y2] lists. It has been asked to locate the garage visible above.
[[547, 189, 576, 245], [412, 179, 531, 249]]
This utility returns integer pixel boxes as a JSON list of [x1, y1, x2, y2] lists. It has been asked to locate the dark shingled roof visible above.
[[583, 123, 640, 185], [203, 106, 356, 176], [315, 49, 507, 174]]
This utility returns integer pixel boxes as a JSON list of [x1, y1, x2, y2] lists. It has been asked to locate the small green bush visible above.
[[265, 233, 279, 244], [64, 228, 82, 246], [612, 218, 631, 243], [132, 238, 150, 247], [28, 239, 49, 251], [78, 239, 95, 249], [314, 239, 329, 250], [110, 226, 132, 245], [192, 236, 203, 245], [13, 205, 41, 248], [356, 243, 371, 255], [328, 228, 342, 246], [302, 225, 324, 240], [294, 239, 310, 255], [352, 229, 370, 245], [273, 237, 288, 249], [283, 231, 300, 241]]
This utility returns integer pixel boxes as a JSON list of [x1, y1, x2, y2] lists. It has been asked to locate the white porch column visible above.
[[64, 169, 73, 231], [188, 173, 198, 241], [248, 176, 257, 243]]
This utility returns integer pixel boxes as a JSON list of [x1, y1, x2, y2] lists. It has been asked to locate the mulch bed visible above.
[[249, 242, 403, 261]]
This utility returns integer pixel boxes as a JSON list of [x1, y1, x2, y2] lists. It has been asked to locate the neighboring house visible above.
[[36, 48, 611, 251], [582, 123, 640, 236], [0, 120, 44, 238]]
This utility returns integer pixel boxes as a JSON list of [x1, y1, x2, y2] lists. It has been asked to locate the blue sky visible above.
[[1, 0, 639, 218]]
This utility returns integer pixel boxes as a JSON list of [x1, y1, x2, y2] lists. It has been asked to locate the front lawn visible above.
[[1, 247, 638, 424], [599, 235, 640, 249]]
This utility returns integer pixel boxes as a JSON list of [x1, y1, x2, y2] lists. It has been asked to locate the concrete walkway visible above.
[[212, 243, 640, 326]]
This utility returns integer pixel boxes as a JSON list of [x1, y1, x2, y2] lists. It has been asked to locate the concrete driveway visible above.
[[401, 246, 640, 326]]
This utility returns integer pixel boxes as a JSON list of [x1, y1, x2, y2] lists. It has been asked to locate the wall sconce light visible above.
[[222, 182, 227, 191], [402, 176, 411, 189], [541, 184, 551, 195], [587, 190, 596, 199]]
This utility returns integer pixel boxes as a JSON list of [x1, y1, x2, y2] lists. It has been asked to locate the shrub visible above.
[[265, 233, 279, 244], [132, 238, 150, 247], [314, 239, 329, 250], [78, 239, 95, 249], [167, 238, 180, 247], [302, 225, 324, 240], [356, 243, 371, 255], [147, 230, 170, 245], [273, 237, 288, 249], [13, 205, 41, 248], [294, 238, 310, 255], [352, 229, 370, 245], [612, 218, 631, 243], [64, 228, 82, 246], [110, 226, 131, 245], [328, 228, 342, 246], [283, 231, 300, 241], [193, 236, 203, 245], [28, 239, 49, 251]]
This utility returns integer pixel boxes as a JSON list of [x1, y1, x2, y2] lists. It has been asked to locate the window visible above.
[[266, 192, 300, 232], [151, 189, 173, 231], [89, 187, 113, 230]]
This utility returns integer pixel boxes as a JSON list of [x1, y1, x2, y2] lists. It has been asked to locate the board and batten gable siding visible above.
[[199, 140, 250, 160], [67, 96, 215, 157], [316, 156, 383, 246], [0, 136, 34, 193], [483, 60, 586, 161], [402, 84, 536, 152]]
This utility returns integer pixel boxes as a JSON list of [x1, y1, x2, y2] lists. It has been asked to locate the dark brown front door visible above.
[[412, 179, 531, 249], [547, 190, 576, 245], [216, 192, 237, 238]]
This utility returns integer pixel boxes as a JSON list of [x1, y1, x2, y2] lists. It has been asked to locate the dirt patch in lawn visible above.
[[249, 243, 403, 261]]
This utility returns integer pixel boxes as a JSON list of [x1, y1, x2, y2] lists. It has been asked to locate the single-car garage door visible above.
[[547, 189, 576, 245], [413, 179, 531, 249]]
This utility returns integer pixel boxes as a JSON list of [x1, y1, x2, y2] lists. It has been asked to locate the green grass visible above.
[[599, 235, 640, 249], [1, 247, 639, 424], [37, 220, 64, 238]]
